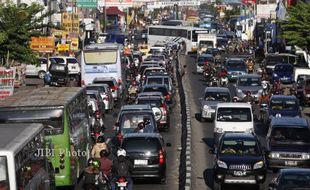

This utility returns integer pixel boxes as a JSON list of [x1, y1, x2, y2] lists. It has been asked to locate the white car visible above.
[[49, 56, 80, 75], [214, 103, 254, 144], [26, 57, 48, 79], [86, 83, 114, 112], [93, 77, 121, 101]]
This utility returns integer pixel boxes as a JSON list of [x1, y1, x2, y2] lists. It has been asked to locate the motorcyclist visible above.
[[273, 79, 282, 95], [83, 158, 100, 190], [111, 149, 133, 190], [91, 136, 110, 159], [243, 91, 255, 104], [99, 149, 113, 179], [218, 67, 228, 78], [259, 92, 269, 106]]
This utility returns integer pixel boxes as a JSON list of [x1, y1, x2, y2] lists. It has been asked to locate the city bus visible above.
[[0, 87, 90, 187], [81, 43, 125, 86], [147, 25, 209, 54], [0, 123, 54, 190]]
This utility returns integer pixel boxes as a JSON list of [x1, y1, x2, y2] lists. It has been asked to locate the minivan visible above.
[[214, 103, 254, 144]]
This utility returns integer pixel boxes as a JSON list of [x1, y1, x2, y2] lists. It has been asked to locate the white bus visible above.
[[0, 123, 54, 190], [81, 43, 125, 86], [147, 25, 209, 54]]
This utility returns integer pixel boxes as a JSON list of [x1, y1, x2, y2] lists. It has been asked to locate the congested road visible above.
[[182, 54, 277, 190]]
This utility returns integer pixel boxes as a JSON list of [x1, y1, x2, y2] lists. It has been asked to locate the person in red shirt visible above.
[[99, 149, 113, 178]]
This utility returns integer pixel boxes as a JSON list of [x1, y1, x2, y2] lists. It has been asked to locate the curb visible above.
[[184, 86, 191, 190]]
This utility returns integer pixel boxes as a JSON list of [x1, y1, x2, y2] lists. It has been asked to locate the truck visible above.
[[197, 32, 217, 55]]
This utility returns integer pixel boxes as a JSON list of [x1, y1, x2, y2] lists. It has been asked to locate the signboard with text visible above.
[[30, 37, 55, 53], [62, 13, 79, 34], [0, 67, 16, 100], [77, 0, 97, 8], [103, 0, 133, 6]]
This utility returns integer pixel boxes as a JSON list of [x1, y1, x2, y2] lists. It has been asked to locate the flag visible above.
[[276, 0, 287, 20]]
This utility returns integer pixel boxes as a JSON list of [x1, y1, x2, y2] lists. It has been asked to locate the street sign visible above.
[[62, 13, 79, 34], [0, 67, 16, 100], [30, 37, 55, 53], [57, 44, 70, 51], [77, 0, 97, 8]]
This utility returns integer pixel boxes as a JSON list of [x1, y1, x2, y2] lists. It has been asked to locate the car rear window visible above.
[[67, 58, 78, 64], [87, 94, 97, 100], [137, 99, 161, 107], [93, 80, 114, 87], [86, 86, 106, 92], [50, 58, 65, 64], [143, 86, 168, 96], [122, 137, 161, 152], [147, 78, 163, 85]]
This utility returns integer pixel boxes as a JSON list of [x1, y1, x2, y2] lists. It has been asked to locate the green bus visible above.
[[0, 87, 91, 187]]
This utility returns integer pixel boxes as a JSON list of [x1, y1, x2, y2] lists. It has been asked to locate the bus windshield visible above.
[[0, 156, 9, 189], [84, 50, 117, 65], [0, 109, 63, 135]]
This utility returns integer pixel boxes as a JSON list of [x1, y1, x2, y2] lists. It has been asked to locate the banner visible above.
[[70, 38, 79, 51], [77, 0, 97, 8], [104, 0, 133, 6], [0, 67, 16, 100], [57, 44, 70, 51], [30, 37, 55, 53], [62, 13, 79, 34]]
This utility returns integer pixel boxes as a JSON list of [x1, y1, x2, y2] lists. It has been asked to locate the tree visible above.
[[0, 2, 54, 65], [281, 1, 310, 52]]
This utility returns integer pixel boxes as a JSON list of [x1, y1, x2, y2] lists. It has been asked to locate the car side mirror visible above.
[[166, 142, 172, 147], [209, 149, 215, 154]]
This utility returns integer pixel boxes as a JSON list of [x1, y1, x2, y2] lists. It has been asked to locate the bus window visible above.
[[192, 31, 198, 42], [84, 51, 117, 65], [187, 31, 191, 40], [0, 157, 9, 190]]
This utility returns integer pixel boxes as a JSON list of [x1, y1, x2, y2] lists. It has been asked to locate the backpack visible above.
[[117, 161, 129, 177]]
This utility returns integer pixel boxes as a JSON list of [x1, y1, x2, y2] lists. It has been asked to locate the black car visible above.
[[210, 132, 267, 189], [268, 168, 310, 190], [49, 62, 69, 86], [141, 84, 173, 105], [266, 117, 310, 170], [121, 133, 170, 183]]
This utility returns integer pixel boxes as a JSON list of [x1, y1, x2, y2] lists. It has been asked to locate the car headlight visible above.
[[203, 105, 210, 110], [273, 73, 278, 77], [253, 161, 264, 169], [237, 89, 243, 94], [302, 153, 310, 160], [214, 127, 223, 133], [245, 128, 254, 133], [269, 152, 280, 158], [217, 160, 228, 169], [306, 94, 310, 98]]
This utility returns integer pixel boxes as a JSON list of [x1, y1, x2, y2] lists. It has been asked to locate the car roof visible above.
[[204, 87, 230, 93], [270, 95, 297, 100], [146, 72, 170, 77], [144, 67, 165, 70], [222, 132, 256, 140], [199, 54, 213, 58], [86, 90, 99, 95], [217, 102, 252, 108], [87, 83, 109, 88], [138, 92, 163, 97], [143, 84, 168, 88], [137, 96, 162, 101], [121, 104, 152, 111], [50, 56, 76, 59], [238, 74, 261, 78], [123, 133, 163, 139], [280, 168, 310, 174], [270, 117, 308, 127], [93, 77, 116, 81]]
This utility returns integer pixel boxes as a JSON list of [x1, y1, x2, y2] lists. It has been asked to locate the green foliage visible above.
[[0, 2, 54, 65], [224, 8, 240, 21], [200, 3, 217, 15], [281, 1, 310, 51]]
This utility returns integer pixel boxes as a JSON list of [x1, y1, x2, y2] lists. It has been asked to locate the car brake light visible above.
[[166, 94, 170, 102], [159, 149, 165, 165], [204, 61, 209, 65], [118, 177, 126, 182], [112, 86, 119, 91]]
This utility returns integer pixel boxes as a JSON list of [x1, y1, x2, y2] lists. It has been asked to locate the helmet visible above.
[[143, 117, 150, 125], [117, 149, 126, 157], [88, 158, 100, 168], [246, 91, 251, 96], [100, 149, 110, 157], [97, 136, 106, 143]]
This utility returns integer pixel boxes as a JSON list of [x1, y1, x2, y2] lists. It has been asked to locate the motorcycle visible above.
[[258, 103, 268, 123], [116, 177, 128, 190], [209, 77, 218, 87]]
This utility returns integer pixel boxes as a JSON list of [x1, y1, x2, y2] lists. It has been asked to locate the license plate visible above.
[[285, 161, 297, 166], [116, 182, 128, 187], [134, 159, 148, 165], [72, 66, 76, 69], [233, 171, 247, 177]]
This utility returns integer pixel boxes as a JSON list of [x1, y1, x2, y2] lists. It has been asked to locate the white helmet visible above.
[[117, 149, 126, 157]]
